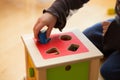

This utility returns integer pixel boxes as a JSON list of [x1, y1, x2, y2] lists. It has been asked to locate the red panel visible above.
[[35, 32, 89, 59]]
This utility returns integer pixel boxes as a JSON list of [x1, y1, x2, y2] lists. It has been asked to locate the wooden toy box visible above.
[[21, 29, 103, 80]]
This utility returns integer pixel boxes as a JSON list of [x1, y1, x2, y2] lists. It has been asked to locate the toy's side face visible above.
[[35, 32, 89, 59]]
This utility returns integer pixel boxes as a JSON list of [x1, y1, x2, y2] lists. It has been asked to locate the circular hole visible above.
[[65, 65, 71, 71], [60, 35, 72, 41]]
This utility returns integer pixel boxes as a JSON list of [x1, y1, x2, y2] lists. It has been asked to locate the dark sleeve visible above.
[[115, 0, 120, 24], [103, 0, 120, 51], [43, 0, 89, 31], [115, 0, 119, 17], [103, 19, 120, 51]]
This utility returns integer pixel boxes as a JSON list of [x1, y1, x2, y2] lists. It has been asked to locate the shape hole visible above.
[[60, 35, 72, 41], [65, 65, 71, 71], [68, 44, 79, 51], [46, 48, 59, 55]]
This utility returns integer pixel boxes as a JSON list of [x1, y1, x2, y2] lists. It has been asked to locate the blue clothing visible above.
[[101, 50, 120, 80]]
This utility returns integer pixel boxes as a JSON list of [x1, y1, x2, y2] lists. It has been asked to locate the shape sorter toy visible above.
[[21, 29, 103, 80]]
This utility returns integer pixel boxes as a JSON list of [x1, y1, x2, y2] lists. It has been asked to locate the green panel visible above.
[[29, 67, 35, 77], [47, 61, 89, 80]]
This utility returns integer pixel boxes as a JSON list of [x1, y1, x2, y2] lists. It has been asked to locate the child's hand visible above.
[[33, 12, 57, 39]]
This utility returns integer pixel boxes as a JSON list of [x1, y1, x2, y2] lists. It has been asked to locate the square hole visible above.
[[68, 44, 79, 51]]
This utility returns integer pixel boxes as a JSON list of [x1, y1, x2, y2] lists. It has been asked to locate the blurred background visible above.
[[0, 0, 115, 80]]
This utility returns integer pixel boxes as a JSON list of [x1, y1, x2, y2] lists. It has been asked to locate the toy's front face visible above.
[[47, 61, 89, 80], [35, 32, 89, 59]]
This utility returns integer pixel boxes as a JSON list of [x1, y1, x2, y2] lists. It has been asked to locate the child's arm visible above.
[[33, 0, 89, 39]]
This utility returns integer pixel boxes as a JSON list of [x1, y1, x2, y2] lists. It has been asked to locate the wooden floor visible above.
[[0, 0, 115, 80]]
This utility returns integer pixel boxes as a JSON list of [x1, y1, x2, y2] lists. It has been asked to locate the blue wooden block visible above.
[[38, 30, 50, 44]]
